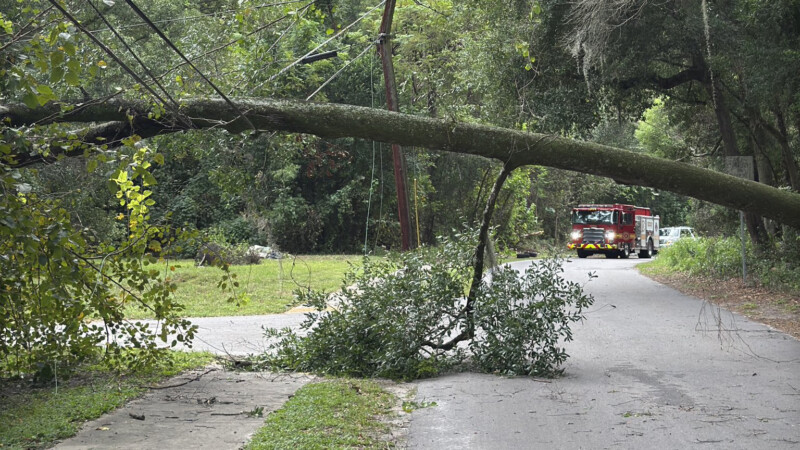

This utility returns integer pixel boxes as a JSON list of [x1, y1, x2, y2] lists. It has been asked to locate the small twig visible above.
[[145, 368, 216, 389]]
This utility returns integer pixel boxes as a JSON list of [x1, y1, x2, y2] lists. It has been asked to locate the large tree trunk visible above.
[[774, 109, 800, 191], [698, 52, 768, 244], [3, 98, 800, 228]]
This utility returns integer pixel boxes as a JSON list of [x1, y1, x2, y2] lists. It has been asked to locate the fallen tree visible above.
[[3, 97, 800, 228]]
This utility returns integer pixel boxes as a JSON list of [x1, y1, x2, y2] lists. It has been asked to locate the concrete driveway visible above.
[[408, 258, 800, 449]]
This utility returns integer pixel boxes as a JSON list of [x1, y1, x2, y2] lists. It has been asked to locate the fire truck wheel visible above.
[[577, 250, 590, 258], [638, 240, 654, 258], [620, 245, 631, 259]]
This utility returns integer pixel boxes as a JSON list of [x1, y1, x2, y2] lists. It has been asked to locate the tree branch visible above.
[[3, 97, 800, 228]]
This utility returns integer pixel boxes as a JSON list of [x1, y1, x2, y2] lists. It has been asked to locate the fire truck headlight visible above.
[[570, 230, 582, 241], [605, 230, 616, 242]]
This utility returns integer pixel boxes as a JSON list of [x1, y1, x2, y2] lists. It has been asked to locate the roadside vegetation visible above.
[[244, 379, 401, 450], [0, 351, 213, 450], [647, 234, 800, 293]]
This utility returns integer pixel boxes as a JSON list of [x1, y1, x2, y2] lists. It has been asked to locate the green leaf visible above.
[[50, 66, 65, 83], [143, 172, 157, 186], [62, 42, 76, 56], [0, 18, 12, 35], [50, 51, 64, 67], [23, 90, 39, 109], [65, 70, 80, 86], [326, 28, 334, 35]]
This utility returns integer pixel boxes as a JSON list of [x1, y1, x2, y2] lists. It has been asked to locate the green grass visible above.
[[0, 351, 213, 450], [244, 379, 397, 450], [125, 255, 362, 319]]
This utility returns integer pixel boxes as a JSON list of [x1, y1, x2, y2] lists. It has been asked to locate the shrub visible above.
[[195, 242, 261, 266], [657, 235, 800, 293], [259, 232, 593, 380]]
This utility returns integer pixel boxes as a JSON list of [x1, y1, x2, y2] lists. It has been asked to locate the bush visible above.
[[214, 217, 261, 244], [195, 242, 261, 266], [657, 234, 800, 293], [259, 232, 593, 380]]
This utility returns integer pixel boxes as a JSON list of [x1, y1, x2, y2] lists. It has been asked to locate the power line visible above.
[[85, 0, 188, 127], [248, 0, 386, 95], [46, 0, 171, 111], [159, 1, 315, 87], [229, 2, 311, 94], [122, 0, 256, 131], [306, 41, 374, 101], [88, 0, 308, 33]]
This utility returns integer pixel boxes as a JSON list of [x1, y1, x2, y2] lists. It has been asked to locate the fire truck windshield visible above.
[[572, 210, 617, 225]]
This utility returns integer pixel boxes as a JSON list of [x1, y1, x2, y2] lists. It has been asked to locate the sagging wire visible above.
[[305, 41, 374, 101], [248, 0, 386, 95], [364, 48, 377, 255], [122, 0, 257, 131], [88, 0, 308, 33], [161, 1, 316, 87], [84, 0, 189, 128], [46, 0, 172, 113], [228, 1, 315, 95]]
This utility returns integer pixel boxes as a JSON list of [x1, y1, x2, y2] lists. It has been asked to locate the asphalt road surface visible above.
[[408, 258, 800, 449]]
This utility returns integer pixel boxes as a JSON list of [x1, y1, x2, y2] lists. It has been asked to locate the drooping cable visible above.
[[364, 49, 377, 255], [228, 2, 313, 95], [160, 1, 315, 86], [122, 0, 257, 131], [46, 0, 171, 109], [306, 41, 374, 101], [248, 0, 386, 95], [88, 0, 307, 33], [84, 0, 189, 127]]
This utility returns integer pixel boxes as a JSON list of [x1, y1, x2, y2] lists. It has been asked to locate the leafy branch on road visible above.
[[259, 231, 594, 380]]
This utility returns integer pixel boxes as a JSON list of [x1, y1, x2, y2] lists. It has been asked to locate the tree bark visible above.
[[465, 164, 512, 338], [3, 97, 800, 228], [774, 109, 800, 191]]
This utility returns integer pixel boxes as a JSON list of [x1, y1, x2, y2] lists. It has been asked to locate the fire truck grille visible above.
[[582, 228, 604, 243]]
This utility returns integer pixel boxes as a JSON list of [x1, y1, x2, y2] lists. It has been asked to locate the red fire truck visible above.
[[567, 204, 660, 259]]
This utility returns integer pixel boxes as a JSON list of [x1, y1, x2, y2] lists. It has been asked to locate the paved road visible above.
[[408, 258, 800, 449], [173, 312, 306, 356]]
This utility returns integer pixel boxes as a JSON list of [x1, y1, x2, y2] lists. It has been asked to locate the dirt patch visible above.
[[643, 271, 800, 339]]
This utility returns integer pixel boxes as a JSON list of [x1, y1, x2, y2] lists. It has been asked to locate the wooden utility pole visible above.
[[377, 0, 413, 251]]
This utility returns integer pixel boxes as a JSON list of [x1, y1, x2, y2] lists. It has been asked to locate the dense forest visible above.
[[3, 0, 798, 256]]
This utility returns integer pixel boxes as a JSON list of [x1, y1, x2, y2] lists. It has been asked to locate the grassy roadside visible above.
[[245, 379, 408, 449], [0, 351, 213, 449], [124, 255, 362, 319]]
